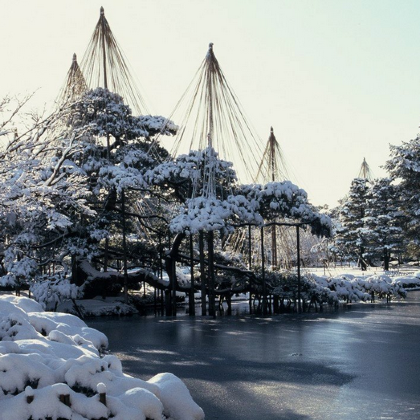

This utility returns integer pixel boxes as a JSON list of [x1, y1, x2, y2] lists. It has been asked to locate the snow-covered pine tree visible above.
[[334, 178, 370, 270], [385, 136, 420, 259], [66, 87, 177, 296], [0, 95, 93, 300], [363, 178, 403, 270], [0, 90, 178, 304]]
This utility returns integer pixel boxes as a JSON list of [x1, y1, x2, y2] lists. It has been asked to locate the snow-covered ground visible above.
[[0, 295, 204, 420]]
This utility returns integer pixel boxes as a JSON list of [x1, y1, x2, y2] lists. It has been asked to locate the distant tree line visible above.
[[329, 136, 420, 270]]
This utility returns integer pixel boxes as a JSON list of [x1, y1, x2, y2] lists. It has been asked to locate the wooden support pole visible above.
[[248, 224, 252, 312], [208, 230, 216, 317], [99, 392, 107, 406], [172, 257, 177, 316], [271, 224, 277, 268], [25, 386, 35, 404], [97, 383, 107, 407], [199, 231, 207, 316], [248, 224, 252, 269], [100, 7, 108, 90], [59, 394, 71, 407], [189, 233, 196, 316], [261, 226, 267, 316], [121, 190, 129, 304], [296, 225, 302, 313]]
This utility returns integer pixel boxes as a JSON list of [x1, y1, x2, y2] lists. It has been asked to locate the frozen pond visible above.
[[87, 292, 420, 420]]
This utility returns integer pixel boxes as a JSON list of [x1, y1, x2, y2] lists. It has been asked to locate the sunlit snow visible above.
[[0, 296, 204, 420]]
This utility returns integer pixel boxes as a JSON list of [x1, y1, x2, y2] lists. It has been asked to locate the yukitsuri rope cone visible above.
[[358, 157, 374, 181], [80, 6, 149, 115], [161, 42, 264, 185], [57, 53, 88, 106]]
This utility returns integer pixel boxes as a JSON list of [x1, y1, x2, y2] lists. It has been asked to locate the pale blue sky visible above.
[[1, 0, 420, 207]]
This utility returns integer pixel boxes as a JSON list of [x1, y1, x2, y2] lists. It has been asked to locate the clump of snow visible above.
[[97, 382, 106, 394], [0, 295, 204, 420], [149, 373, 205, 420], [171, 196, 232, 233]]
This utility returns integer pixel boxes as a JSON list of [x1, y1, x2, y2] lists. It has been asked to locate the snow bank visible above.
[[0, 296, 204, 420]]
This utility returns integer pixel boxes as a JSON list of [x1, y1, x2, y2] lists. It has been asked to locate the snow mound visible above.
[[0, 296, 204, 420]]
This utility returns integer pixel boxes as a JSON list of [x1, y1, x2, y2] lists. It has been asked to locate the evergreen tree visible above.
[[363, 178, 403, 270], [334, 178, 370, 270], [0, 90, 178, 301], [0, 96, 93, 296], [66, 87, 177, 293], [385, 136, 420, 259]]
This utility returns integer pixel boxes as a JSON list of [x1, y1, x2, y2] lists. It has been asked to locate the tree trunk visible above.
[[383, 248, 390, 271], [164, 232, 185, 316], [360, 246, 367, 271]]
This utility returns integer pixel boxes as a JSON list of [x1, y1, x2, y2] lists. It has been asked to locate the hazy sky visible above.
[[1, 0, 420, 207]]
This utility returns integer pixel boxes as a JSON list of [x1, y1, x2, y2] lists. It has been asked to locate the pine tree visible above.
[[363, 178, 403, 270], [335, 178, 370, 270], [66, 87, 177, 294], [385, 136, 420, 259]]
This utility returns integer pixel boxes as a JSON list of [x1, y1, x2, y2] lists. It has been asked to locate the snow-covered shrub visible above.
[[30, 276, 82, 310], [0, 246, 37, 290], [270, 271, 407, 311], [391, 273, 420, 290], [0, 296, 204, 420]]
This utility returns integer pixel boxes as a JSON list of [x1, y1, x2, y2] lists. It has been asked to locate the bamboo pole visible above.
[[199, 231, 206, 316], [189, 233, 195, 316], [121, 190, 129, 304], [296, 225, 302, 313], [208, 230, 216, 317], [261, 226, 267, 315]]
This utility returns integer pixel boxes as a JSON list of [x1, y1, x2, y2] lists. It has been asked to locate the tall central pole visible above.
[[205, 43, 215, 198], [100, 7, 111, 276], [206, 43, 216, 316], [207, 43, 214, 148], [100, 7, 110, 160], [100, 7, 108, 90], [270, 127, 276, 182]]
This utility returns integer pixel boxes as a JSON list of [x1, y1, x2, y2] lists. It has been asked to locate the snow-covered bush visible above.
[[0, 296, 204, 420], [270, 271, 407, 311], [391, 271, 420, 289], [30, 277, 82, 310]]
